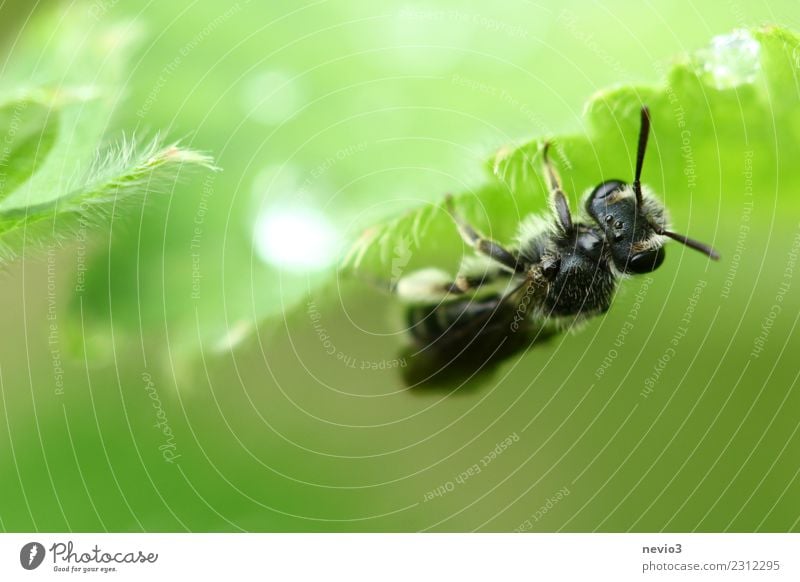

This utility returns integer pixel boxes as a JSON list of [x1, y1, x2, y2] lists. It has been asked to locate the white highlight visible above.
[[253, 206, 339, 272], [214, 319, 253, 353]]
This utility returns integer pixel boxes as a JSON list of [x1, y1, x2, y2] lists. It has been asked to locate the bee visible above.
[[394, 107, 720, 387]]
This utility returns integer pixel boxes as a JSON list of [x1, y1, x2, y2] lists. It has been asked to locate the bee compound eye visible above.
[[542, 258, 561, 280], [626, 247, 666, 274], [586, 180, 629, 223], [590, 180, 627, 201]]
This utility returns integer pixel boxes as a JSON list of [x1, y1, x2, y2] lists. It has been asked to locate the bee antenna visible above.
[[653, 225, 720, 260], [633, 106, 650, 206]]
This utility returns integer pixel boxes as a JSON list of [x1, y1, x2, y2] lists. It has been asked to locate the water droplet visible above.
[[698, 30, 760, 90]]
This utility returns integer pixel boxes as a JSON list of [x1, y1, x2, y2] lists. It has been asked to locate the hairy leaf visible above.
[[343, 26, 800, 279], [0, 8, 215, 263]]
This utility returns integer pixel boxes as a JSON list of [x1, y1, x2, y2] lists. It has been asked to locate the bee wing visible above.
[[395, 257, 519, 305], [402, 277, 556, 387]]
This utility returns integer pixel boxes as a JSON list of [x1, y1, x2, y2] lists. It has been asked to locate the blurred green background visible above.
[[0, 0, 799, 532]]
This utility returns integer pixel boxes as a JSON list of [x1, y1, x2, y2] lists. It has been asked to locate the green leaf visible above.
[[0, 97, 59, 199], [0, 137, 216, 260], [0, 7, 215, 263], [343, 26, 800, 278]]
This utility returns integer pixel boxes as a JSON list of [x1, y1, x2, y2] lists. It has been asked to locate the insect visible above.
[[394, 107, 720, 387]]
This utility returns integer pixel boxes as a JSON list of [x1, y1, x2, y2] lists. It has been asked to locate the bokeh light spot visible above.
[[253, 206, 339, 272]]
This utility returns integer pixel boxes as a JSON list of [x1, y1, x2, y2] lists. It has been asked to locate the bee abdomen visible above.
[[406, 297, 502, 345]]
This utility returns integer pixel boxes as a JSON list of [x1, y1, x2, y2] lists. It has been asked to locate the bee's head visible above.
[[586, 107, 719, 274], [585, 180, 666, 274]]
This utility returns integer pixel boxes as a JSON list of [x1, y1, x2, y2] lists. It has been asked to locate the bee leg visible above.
[[453, 272, 494, 293], [542, 143, 574, 232], [395, 268, 459, 303], [396, 268, 502, 303], [444, 195, 523, 273]]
